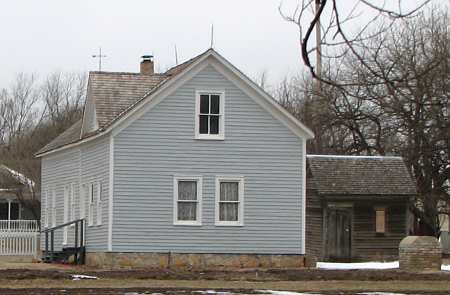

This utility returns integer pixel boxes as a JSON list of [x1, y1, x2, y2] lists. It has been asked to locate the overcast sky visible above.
[[0, 0, 432, 88]]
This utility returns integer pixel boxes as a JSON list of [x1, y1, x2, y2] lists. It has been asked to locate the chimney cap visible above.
[[141, 55, 153, 61]]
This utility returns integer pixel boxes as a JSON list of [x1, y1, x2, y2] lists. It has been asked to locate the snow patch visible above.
[[71, 274, 98, 280], [259, 290, 321, 295], [441, 264, 450, 271], [357, 293, 409, 295], [316, 261, 399, 270]]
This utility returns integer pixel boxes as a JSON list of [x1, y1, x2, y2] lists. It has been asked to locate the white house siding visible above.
[[41, 136, 109, 252], [112, 65, 304, 254]]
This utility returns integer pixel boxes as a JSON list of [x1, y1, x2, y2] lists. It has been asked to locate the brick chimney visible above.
[[140, 55, 154, 75]]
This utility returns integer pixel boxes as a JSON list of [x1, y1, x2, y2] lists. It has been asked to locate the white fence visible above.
[[0, 220, 40, 256], [0, 220, 39, 232]]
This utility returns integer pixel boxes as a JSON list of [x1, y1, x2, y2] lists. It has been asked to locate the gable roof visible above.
[[307, 155, 417, 196], [0, 165, 34, 192], [37, 49, 313, 157]]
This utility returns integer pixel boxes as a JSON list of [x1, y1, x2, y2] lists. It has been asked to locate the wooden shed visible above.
[[306, 155, 416, 261]]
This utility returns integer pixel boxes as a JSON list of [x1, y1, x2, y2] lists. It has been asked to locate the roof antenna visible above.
[[210, 23, 214, 48], [174, 45, 179, 65], [92, 47, 107, 71]]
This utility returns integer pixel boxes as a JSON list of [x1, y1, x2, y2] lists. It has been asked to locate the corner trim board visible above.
[[107, 135, 114, 251], [301, 139, 306, 254]]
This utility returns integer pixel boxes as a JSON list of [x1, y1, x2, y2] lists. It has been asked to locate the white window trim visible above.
[[51, 189, 56, 227], [96, 181, 102, 226], [173, 176, 202, 226], [215, 176, 244, 226], [194, 90, 225, 140]]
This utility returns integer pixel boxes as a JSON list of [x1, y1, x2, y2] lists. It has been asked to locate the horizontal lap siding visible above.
[[41, 149, 80, 251], [80, 137, 109, 251], [41, 137, 109, 252], [353, 203, 407, 258], [113, 65, 304, 254]]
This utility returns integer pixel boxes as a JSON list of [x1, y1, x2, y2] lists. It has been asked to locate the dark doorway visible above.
[[326, 208, 352, 260]]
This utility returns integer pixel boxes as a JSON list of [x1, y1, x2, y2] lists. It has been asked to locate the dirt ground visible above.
[[0, 264, 450, 294]]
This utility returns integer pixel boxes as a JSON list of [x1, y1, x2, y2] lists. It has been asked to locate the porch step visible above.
[[42, 246, 85, 264]]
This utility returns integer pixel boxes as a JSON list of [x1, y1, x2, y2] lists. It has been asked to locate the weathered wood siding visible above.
[[352, 202, 408, 259], [112, 65, 305, 254], [41, 136, 109, 251], [305, 186, 323, 259]]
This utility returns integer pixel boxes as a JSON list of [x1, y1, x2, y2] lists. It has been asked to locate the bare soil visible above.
[[2, 267, 450, 281]]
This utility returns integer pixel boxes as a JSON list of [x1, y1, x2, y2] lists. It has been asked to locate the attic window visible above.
[[195, 91, 224, 140]]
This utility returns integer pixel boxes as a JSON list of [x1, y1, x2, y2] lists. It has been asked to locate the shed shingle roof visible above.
[[36, 50, 209, 155], [307, 155, 417, 196]]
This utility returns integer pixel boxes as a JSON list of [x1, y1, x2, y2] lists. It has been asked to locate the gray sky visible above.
[[0, 0, 431, 88]]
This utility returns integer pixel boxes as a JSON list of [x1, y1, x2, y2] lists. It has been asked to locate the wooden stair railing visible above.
[[41, 218, 85, 265]]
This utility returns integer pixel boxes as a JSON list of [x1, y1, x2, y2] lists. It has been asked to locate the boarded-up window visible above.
[[375, 208, 386, 234]]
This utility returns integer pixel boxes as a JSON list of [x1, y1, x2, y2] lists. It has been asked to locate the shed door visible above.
[[327, 208, 351, 260]]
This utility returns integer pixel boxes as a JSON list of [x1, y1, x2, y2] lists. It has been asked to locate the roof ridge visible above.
[[89, 71, 168, 76], [307, 154, 403, 159]]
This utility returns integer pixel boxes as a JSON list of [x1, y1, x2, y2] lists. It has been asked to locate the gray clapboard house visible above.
[[36, 49, 314, 268]]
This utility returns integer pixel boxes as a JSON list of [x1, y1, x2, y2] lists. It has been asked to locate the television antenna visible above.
[[92, 47, 107, 71]]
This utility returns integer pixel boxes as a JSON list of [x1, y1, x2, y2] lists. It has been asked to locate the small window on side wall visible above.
[[173, 176, 202, 225], [195, 91, 224, 140], [375, 207, 386, 234]]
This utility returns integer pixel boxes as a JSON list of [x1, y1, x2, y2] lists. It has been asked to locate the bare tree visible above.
[[279, 0, 433, 88], [277, 8, 450, 235], [0, 71, 86, 216]]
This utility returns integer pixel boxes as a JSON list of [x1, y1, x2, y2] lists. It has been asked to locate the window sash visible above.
[[96, 182, 102, 226], [195, 91, 224, 139], [215, 177, 244, 226], [51, 190, 56, 227], [174, 177, 202, 225], [88, 183, 94, 226]]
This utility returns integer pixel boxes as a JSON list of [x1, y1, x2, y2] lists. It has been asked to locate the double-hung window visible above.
[[88, 183, 94, 226], [173, 176, 202, 225], [195, 91, 224, 140], [96, 182, 102, 226], [51, 189, 56, 227], [215, 177, 244, 226]]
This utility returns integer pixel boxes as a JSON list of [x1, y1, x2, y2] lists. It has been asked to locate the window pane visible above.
[[210, 95, 220, 114], [200, 94, 209, 114], [220, 182, 239, 201], [220, 203, 238, 221], [199, 115, 209, 134], [210, 115, 219, 134], [178, 202, 197, 221], [178, 181, 197, 200]]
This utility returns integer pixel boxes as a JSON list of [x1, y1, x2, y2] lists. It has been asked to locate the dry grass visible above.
[[1, 278, 450, 292]]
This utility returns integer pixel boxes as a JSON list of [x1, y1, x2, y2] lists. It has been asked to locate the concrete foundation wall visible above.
[[86, 252, 305, 269]]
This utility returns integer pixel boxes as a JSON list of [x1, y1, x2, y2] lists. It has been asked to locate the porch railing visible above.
[[0, 220, 40, 232], [0, 231, 39, 256]]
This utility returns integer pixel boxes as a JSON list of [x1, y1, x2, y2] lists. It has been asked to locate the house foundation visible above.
[[86, 252, 305, 269]]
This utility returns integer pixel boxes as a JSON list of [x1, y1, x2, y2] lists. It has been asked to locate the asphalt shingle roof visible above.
[[307, 155, 417, 196]]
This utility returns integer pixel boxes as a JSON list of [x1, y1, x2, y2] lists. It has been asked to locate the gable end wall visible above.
[[112, 65, 305, 254]]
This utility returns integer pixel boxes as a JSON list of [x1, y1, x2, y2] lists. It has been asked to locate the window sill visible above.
[[173, 221, 202, 226], [195, 134, 224, 141], [215, 222, 243, 227]]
